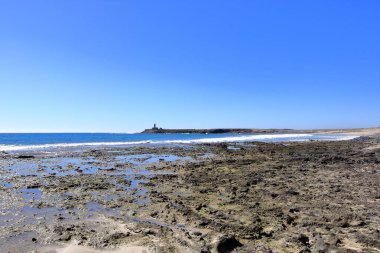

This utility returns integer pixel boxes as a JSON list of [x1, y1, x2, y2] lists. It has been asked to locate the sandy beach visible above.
[[0, 130, 379, 253]]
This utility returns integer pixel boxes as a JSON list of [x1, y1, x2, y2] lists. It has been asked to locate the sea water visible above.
[[0, 133, 358, 152]]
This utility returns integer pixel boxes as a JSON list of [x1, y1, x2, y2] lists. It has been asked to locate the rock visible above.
[[17, 155, 35, 159], [58, 234, 72, 241], [289, 207, 300, 213], [349, 220, 365, 227], [108, 232, 130, 240], [143, 229, 156, 236], [200, 247, 211, 253], [312, 237, 328, 253], [27, 184, 41, 189], [271, 193, 279, 198], [298, 234, 310, 247], [191, 231, 203, 237], [199, 219, 209, 226], [212, 234, 242, 253], [195, 204, 203, 211], [286, 190, 300, 195], [239, 187, 249, 193]]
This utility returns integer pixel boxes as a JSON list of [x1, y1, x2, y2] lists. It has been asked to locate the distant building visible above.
[[152, 123, 158, 130]]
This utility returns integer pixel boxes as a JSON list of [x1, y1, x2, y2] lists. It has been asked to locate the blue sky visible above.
[[0, 0, 379, 132]]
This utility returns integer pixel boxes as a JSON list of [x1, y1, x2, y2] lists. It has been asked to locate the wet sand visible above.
[[0, 135, 380, 252]]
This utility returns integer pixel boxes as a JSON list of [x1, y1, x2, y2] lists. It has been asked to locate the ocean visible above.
[[0, 133, 358, 152]]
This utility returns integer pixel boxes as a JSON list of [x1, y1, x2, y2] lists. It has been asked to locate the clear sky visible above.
[[0, 0, 379, 133]]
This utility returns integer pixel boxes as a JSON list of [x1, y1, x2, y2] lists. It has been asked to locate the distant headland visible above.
[[142, 124, 380, 135], [142, 128, 292, 134], [142, 123, 295, 134]]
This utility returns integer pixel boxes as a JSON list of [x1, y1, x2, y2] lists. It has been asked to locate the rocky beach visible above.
[[0, 132, 380, 253], [2, 0, 379, 251]]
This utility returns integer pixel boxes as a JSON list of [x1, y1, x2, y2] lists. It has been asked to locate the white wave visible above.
[[0, 141, 152, 152], [0, 134, 359, 152], [160, 134, 313, 144]]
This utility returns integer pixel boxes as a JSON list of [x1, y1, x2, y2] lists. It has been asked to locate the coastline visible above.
[[0, 131, 379, 252]]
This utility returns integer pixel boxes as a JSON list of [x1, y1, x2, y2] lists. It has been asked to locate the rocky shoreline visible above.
[[1, 136, 380, 252]]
